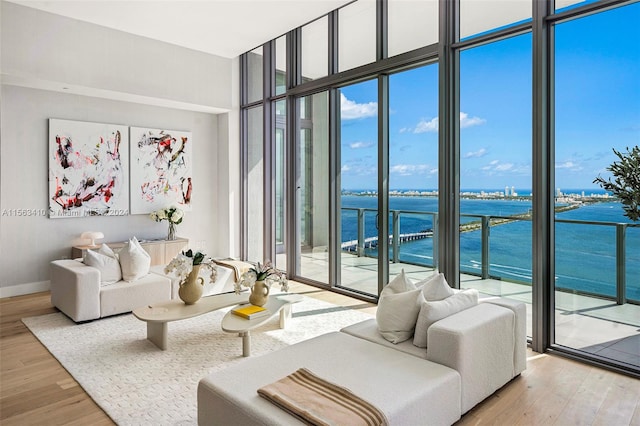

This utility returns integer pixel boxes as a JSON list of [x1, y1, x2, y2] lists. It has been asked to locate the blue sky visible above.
[[339, 2, 639, 191]]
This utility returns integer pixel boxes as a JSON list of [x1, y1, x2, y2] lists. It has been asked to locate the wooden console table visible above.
[[71, 237, 188, 266]]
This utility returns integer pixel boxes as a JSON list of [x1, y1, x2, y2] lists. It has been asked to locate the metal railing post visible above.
[[616, 223, 626, 305], [482, 215, 490, 279], [433, 213, 439, 270], [392, 210, 400, 263], [357, 208, 365, 257]]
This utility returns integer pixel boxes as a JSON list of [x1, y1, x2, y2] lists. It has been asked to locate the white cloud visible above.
[[409, 112, 485, 134], [350, 141, 374, 149], [414, 117, 439, 134], [460, 112, 486, 128], [556, 161, 582, 171], [495, 163, 514, 172], [482, 160, 508, 171], [464, 148, 488, 158], [341, 164, 351, 172], [340, 93, 377, 120], [390, 164, 431, 176]]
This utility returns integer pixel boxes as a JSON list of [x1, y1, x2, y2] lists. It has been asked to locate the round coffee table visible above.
[[221, 293, 304, 357]]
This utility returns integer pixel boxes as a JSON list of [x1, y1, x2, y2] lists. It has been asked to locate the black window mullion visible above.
[[329, 10, 339, 75], [377, 0, 388, 61], [263, 41, 275, 264], [532, 0, 555, 354], [438, 0, 461, 288]]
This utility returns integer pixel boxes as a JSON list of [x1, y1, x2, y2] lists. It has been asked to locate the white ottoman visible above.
[[198, 331, 461, 426]]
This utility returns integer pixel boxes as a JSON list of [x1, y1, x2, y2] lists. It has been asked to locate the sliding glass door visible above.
[[296, 92, 330, 285]]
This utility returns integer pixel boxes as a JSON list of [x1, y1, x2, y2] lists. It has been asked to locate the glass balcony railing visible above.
[[341, 207, 640, 305]]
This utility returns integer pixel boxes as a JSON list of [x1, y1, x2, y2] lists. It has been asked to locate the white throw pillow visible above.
[[413, 289, 479, 348], [84, 244, 122, 286], [376, 270, 422, 344], [416, 272, 455, 301], [119, 237, 151, 282]]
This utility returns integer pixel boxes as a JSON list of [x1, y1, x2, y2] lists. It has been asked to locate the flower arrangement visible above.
[[150, 206, 184, 224], [164, 249, 217, 284], [234, 261, 288, 295], [150, 206, 184, 240]]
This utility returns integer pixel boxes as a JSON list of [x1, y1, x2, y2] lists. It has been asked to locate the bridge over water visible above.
[[341, 230, 433, 252]]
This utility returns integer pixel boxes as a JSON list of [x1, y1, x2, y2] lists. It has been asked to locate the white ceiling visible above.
[[6, 0, 353, 58]]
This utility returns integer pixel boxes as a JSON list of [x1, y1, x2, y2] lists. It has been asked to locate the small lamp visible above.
[[81, 231, 105, 247]]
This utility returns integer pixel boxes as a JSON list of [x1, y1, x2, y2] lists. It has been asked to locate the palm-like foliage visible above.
[[594, 146, 640, 222]]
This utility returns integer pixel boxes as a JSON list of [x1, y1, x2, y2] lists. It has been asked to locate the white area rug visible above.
[[22, 296, 373, 426]]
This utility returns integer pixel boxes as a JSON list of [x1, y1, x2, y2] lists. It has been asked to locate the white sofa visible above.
[[197, 297, 526, 425], [50, 259, 173, 322], [50, 260, 238, 322]]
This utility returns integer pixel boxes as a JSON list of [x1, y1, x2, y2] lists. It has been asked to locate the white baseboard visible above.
[[0, 280, 50, 299]]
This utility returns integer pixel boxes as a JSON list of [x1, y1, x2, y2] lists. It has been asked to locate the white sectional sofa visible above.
[[50, 260, 238, 323], [50, 259, 173, 322], [197, 297, 526, 425]]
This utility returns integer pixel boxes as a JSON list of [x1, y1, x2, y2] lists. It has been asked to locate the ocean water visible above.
[[340, 195, 640, 301]]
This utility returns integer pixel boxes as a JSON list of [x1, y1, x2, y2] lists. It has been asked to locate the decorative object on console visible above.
[[235, 261, 288, 307], [165, 249, 218, 304], [48, 119, 129, 218], [150, 206, 184, 240], [130, 127, 193, 214], [80, 231, 105, 247]]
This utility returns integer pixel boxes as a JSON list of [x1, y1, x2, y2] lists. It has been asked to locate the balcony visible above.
[[296, 207, 640, 369]]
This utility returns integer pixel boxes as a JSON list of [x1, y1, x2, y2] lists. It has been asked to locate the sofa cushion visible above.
[[84, 244, 122, 286], [119, 237, 151, 282], [413, 289, 479, 348], [416, 272, 455, 301], [100, 272, 171, 317], [375, 270, 421, 344], [341, 318, 426, 359]]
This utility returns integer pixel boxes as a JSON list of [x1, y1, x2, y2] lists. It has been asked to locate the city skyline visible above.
[[338, 3, 639, 191]]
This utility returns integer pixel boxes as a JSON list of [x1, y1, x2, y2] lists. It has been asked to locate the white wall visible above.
[[1, 1, 232, 111], [0, 2, 240, 297]]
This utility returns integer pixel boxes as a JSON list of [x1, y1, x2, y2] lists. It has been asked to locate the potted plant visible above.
[[234, 261, 288, 307], [164, 249, 217, 304], [593, 146, 640, 222]]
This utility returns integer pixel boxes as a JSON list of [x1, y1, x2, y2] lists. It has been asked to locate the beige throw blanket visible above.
[[257, 368, 388, 426], [213, 259, 253, 282]]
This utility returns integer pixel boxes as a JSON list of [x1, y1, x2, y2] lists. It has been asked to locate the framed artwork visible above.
[[129, 127, 193, 214], [48, 119, 129, 218]]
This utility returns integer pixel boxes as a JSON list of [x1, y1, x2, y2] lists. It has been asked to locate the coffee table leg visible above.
[[239, 331, 251, 357], [280, 304, 292, 328], [147, 322, 168, 350]]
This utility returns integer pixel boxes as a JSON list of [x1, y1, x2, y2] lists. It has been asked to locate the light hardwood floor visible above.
[[1, 285, 639, 425]]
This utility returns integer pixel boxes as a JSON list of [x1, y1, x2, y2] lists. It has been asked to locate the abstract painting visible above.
[[129, 127, 193, 214], [48, 119, 129, 218]]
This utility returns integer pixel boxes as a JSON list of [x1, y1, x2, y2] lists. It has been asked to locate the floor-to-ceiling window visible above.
[[275, 99, 287, 271], [388, 64, 439, 283], [297, 92, 330, 285], [459, 34, 533, 337], [338, 79, 379, 294], [246, 106, 264, 262], [554, 2, 640, 368], [239, 0, 639, 377]]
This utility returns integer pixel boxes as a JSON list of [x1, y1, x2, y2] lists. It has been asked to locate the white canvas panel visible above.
[[129, 127, 193, 214], [48, 119, 129, 218]]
